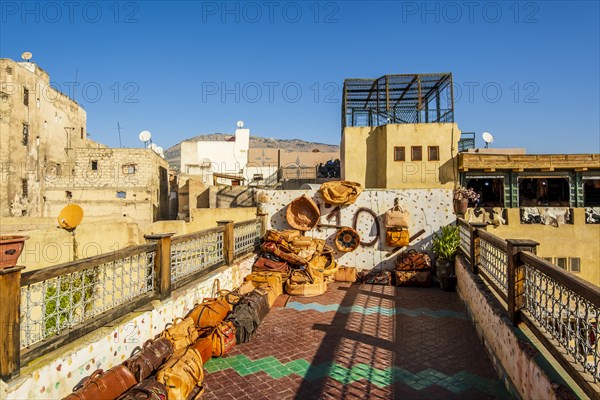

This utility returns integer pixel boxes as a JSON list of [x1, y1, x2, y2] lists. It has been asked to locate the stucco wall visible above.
[[189, 207, 258, 231], [342, 123, 460, 189], [455, 256, 582, 400], [262, 188, 454, 270], [485, 208, 600, 286], [3, 256, 254, 400]]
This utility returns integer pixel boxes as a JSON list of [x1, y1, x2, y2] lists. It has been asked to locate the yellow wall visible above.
[[342, 123, 460, 189], [188, 208, 258, 231], [487, 208, 600, 286]]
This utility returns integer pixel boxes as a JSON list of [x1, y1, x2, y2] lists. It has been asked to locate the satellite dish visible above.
[[151, 143, 159, 153], [156, 146, 164, 155], [139, 130, 152, 142], [482, 132, 494, 148], [236, 120, 244, 128], [21, 51, 32, 61], [58, 204, 84, 231]]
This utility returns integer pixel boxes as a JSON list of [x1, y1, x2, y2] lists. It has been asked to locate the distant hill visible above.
[[164, 133, 339, 171]]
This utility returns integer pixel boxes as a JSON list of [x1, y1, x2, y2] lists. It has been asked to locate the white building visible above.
[[180, 126, 250, 185]]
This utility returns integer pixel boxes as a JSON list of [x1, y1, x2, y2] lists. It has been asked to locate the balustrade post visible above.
[[217, 220, 234, 265], [470, 222, 487, 274], [0, 265, 25, 380], [506, 239, 539, 325], [144, 233, 174, 301]]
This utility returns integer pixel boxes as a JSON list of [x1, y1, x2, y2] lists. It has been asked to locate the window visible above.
[[22, 179, 28, 198], [81, 127, 84, 140], [518, 178, 570, 207], [65, 191, 72, 200], [556, 258, 568, 269], [56, 163, 62, 176], [394, 146, 405, 161], [583, 178, 600, 206], [23, 87, 29, 107], [466, 178, 504, 207], [6, 66, 12, 75], [22, 124, 29, 146], [428, 146, 440, 161], [122, 164, 137, 174], [411, 146, 422, 161], [116, 191, 126, 198], [543, 257, 553, 263], [570, 258, 581, 273], [91, 160, 98, 171]]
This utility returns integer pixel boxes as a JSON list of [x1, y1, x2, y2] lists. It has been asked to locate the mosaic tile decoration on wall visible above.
[[263, 189, 454, 271]]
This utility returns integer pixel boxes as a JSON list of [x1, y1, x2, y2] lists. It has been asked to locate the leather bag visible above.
[[65, 365, 137, 400], [385, 205, 411, 228], [386, 228, 409, 247], [395, 269, 432, 287], [190, 336, 213, 364], [253, 256, 290, 274], [186, 298, 230, 330], [261, 241, 307, 266], [123, 338, 174, 382], [319, 181, 363, 205], [209, 320, 237, 357], [256, 283, 279, 307], [334, 266, 357, 282], [395, 250, 431, 271], [117, 379, 168, 400], [156, 348, 204, 400], [159, 317, 199, 351], [359, 270, 393, 285], [245, 272, 283, 296], [226, 291, 269, 343]]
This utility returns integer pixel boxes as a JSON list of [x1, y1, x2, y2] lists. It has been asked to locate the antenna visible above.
[[482, 132, 494, 148], [21, 51, 32, 62], [237, 120, 244, 128], [117, 122, 123, 148], [138, 130, 152, 147]]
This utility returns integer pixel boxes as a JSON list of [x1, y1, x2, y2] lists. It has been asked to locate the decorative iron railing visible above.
[[456, 217, 600, 397], [170, 227, 225, 284], [233, 218, 262, 259], [458, 219, 471, 260]]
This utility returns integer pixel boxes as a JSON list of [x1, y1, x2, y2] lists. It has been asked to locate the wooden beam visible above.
[[512, 168, 524, 172], [0, 266, 24, 380], [541, 167, 555, 172], [484, 168, 496, 172]]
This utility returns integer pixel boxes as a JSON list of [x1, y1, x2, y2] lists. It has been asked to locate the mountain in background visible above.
[[164, 133, 339, 171]]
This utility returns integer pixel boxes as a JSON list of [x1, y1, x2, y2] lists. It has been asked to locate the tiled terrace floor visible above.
[[202, 282, 513, 399]]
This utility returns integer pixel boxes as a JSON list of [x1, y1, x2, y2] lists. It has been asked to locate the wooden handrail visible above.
[[520, 251, 600, 307], [21, 243, 157, 287], [233, 217, 261, 228], [170, 226, 225, 245], [476, 229, 508, 252]]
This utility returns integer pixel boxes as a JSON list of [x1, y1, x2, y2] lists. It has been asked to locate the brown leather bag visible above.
[[253, 256, 290, 274], [159, 317, 199, 351], [186, 298, 230, 330], [65, 365, 137, 400], [209, 320, 236, 357], [117, 379, 168, 400], [261, 241, 307, 266], [123, 338, 174, 382], [190, 336, 213, 364], [156, 348, 204, 400], [395, 250, 431, 271]]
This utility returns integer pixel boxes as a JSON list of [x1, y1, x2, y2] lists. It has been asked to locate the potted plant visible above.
[[431, 225, 460, 291], [0, 235, 30, 269], [453, 186, 480, 214]]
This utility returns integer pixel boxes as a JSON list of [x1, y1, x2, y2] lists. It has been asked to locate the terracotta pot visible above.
[[0, 235, 29, 269], [453, 198, 468, 214]]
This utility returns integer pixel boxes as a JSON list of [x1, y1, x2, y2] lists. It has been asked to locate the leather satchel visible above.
[[395, 250, 431, 271], [123, 338, 174, 382], [253, 256, 290, 274], [386, 228, 409, 247], [385, 205, 411, 228], [190, 336, 213, 364], [358, 270, 392, 285], [261, 241, 307, 266], [159, 317, 199, 351], [117, 379, 168, 400], [209, 321, 236, 357], [65, 365, 137, 400], [395, 269, 432, 287], [156, 348, 204, 400], [334, 266, 357, 282], [186, 298, 230, 330]]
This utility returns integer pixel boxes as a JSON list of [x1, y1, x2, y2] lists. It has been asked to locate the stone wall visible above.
[[3, 256, 254, 399]]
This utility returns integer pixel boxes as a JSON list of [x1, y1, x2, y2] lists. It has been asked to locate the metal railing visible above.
[[457, 219, 471, 260], [1, 217, 263, 380], [457, 218, 600, 397], [233, 218, 262, 259], [170, 227, 225, 284]]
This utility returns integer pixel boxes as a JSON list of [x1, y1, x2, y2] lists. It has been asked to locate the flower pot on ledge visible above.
[[0, 235, 29, 269], [453, 198, 468, 214]]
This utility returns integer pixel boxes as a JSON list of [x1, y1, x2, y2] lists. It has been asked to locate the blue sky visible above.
[[1, 1, 598, 153]]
